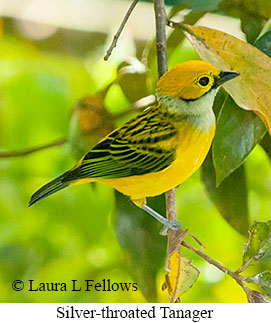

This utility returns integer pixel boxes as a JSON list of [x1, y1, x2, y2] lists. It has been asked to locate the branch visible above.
[[166, 19, 187, 32], [154, 0, 184, 303], [0, 138, 67, 158], [182, 241, 233, 276], [104, 0, 139, 61], [153, 0, 168, 77], [153, 0, 179, 261]]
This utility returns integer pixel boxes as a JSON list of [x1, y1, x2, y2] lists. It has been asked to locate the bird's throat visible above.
[[157, 91, 216, 132]]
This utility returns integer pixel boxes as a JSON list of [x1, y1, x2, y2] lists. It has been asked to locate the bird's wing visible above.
[[73, 107, 178, 179]]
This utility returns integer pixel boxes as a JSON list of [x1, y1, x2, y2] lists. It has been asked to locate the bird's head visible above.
[[157, 60, 239, 101]]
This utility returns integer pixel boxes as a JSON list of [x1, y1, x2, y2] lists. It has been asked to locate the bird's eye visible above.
[[198, 76, 210, 86]]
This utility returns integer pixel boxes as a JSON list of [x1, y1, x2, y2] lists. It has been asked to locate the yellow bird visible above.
[[29, 60, 239, 232]]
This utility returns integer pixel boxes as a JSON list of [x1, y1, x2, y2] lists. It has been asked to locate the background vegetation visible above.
[[0, 0, 270, 302]]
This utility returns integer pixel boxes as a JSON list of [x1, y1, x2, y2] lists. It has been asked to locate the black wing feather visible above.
[[72, 107, 178, 180]]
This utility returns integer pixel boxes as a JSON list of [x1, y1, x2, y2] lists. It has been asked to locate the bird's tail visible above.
[[29, 171, 72, 207]]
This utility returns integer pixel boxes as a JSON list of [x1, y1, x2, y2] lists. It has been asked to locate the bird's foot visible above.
[[159, 220, 182, 236], [141, 203, 181, 235]]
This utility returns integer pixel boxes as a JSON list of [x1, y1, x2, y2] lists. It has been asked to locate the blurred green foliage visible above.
[[0, 0, 270, 303]]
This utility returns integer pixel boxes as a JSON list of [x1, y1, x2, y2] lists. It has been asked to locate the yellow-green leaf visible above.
[[183, 25, 271, 133], [166, 251, 199, 302]]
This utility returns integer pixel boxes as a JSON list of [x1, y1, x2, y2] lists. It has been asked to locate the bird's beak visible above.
[[214, 71, 240, 88]]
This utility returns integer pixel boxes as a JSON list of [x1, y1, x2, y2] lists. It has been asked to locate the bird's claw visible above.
[[159, 220, 182, 236]]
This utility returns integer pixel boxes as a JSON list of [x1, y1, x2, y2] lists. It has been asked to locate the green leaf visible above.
[[240, 15, 264, 44], [256, 233, 271, 262], [260, 133, 271, 161], [243, 220, 271, 264], [255, 271, 271, 297], [201, 150, 249, 236], [254, 31, 271, 56], [144, 0, 221, 10], [237, 0, 271, 19], [114, 191, 167, 302], [220, 0, 271, 20], [118, 67, 149, 103], [219, 1, 264, 44], [213, 95, 266, 186]]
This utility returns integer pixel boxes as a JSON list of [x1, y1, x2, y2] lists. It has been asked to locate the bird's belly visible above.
[[101, 125, 215, 200]]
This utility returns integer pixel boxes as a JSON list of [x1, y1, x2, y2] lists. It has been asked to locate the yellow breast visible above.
[[100, 122, 215, 200]]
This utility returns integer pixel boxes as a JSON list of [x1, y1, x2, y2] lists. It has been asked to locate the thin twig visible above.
[[0, 138, 67, 158], [182, 241, 231, 275], [104, 0, 139, 61], [182, 240, 254, 298], [235, 257, 254, 274], [189, 232, 206, 249], [167, 19, 206, 44], [181, 241, 248, 284], [166, 19, 187, 32]]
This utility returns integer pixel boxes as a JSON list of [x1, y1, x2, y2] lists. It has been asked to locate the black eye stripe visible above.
[[199, 76, 210, 86]]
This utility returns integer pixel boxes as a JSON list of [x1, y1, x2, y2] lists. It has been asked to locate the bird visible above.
[[29, 60, 239, 233]]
